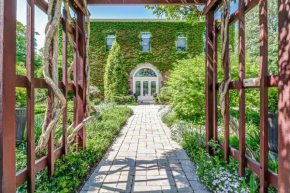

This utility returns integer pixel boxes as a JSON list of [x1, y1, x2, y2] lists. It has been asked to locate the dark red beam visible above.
[[205, 7, 215, 153], [16, 75, 74, 90], [278, 0, 290, 192], [0, 0, 17, 192], [215, 75, 278, 90], [202, 0, 219, 15], [216, 0, 259, 33], [62, 8, 69, 156], [70, 0, 87, 16], [238, 0, 246, 177], [26, 0, 36, 191], [259, 0, 269, 191], [88, 0, 207, 5], [229, 0, 259, 25]]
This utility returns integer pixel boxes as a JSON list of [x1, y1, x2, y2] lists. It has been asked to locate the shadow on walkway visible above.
[[81, 105, 209, 193]]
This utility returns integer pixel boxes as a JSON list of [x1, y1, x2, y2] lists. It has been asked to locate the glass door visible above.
[[143, 81, 149, 97], [134, 79, 158, 102], [135, 81, 141, 97], [151, 81, 157, 96]]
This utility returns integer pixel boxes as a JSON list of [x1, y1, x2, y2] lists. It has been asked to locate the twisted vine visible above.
[[57, 0, 99, 148], [219, 0, 256, 160], [36, 0, 66, 153], [37, 0, 97, 152]]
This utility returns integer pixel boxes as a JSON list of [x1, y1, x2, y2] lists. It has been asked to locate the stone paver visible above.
[[81, 105, 209, 193]]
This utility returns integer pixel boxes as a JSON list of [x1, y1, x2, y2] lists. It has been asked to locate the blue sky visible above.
[[17, 1, 158, 49], [16, 2, 238, 49]]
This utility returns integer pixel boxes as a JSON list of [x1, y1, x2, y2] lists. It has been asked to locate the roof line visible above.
[[90, 19, 188, 22]]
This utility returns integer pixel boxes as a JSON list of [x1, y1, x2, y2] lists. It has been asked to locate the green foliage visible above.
[[162, 111, 179, 127], [16, 21, 27, 66], [16, 88, 26, 107], [16, 21, 42, 69], [90, 21, 206, 95], [145, 6, 203, 23], [16, 21, 43, 107], [245, 0, 278, 75], [157, 55, 205, 123], [17, 107, 133, 192], [180, 131, 249, 192], [110, 95, 137, 105], [104, 42, 129, 102]]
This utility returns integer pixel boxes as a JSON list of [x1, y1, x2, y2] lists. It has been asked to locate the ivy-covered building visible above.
[[89, 19, 206, 102]]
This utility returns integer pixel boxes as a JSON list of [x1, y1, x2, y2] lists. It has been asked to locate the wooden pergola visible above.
[[0, 0, 289, 192]]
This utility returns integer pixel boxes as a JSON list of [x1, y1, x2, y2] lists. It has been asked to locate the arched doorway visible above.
[[130, 64, 163, 102]]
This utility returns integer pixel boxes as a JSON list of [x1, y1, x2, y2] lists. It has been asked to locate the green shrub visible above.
[[17, 107, 132, 192], [111, 95, 136, 105], [158, 55, 205, 124], [104, 42, 129, 102], [16, 88, 26, 108]]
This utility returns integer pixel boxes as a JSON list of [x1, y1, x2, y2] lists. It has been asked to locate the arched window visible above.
[[134, 68, 157, 77]]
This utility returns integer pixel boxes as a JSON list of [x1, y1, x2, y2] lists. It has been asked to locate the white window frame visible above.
[[141, 32, 151, 52], [106, 34, 116, 51], [176, 33, 187, 51]]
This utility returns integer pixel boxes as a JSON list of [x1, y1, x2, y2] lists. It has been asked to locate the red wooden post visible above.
[[0, 0, 17, 192], [76, 9, 86, 150], [73, 19, 80, 151], [278, 0, 290, 192], [62, 8, 68, 156], [26, 0, 36, 191], [213, 20, 218, 141], [205, 7, 214, 153], [238, 0, 246, 177], [259, 0, 269, 191], [48, 44, 54, 177], [224, 18, 230, 164]]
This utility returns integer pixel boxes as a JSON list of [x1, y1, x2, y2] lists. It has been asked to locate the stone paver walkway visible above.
[[81, 105, 209, 193]]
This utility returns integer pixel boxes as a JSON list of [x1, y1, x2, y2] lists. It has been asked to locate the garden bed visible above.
[[162, 111, 278, 193], [16, 106, 132, 192]]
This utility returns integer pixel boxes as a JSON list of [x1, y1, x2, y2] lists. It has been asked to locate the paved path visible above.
[[81, 105, 209, 193]]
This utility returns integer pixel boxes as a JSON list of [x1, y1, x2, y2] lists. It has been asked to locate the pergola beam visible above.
[[87, 0, 207, 5]]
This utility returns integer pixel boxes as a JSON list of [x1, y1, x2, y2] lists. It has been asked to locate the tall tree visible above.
[[104, 42, 128, 102], [244, 0, 278, 75], [146, 5, 203, 23], [16, 21, 42, 68]]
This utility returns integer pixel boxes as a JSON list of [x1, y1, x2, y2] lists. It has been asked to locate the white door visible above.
[[133, 68, 159, 102]]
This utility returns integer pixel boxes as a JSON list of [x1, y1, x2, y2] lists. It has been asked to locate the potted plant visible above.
[[16, 88, 27, 142]]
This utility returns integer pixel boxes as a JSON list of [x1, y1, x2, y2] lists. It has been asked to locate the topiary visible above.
[[104, 41, 128, 102]]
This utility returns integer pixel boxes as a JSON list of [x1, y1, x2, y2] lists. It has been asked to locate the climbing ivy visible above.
[[89, 21, 206, 96]]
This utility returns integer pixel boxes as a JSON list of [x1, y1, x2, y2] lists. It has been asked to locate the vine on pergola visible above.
[[219, 0, 256, 159], [36, 0, 98, 153]]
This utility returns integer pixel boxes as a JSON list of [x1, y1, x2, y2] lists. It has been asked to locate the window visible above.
[[141, 33, 151, 51], [176, 33, 187, 51], [106, 34, 116, 50], [135, 68, 157, 77], [151, 81, 157, 96], [135, 81, 141, 96]]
